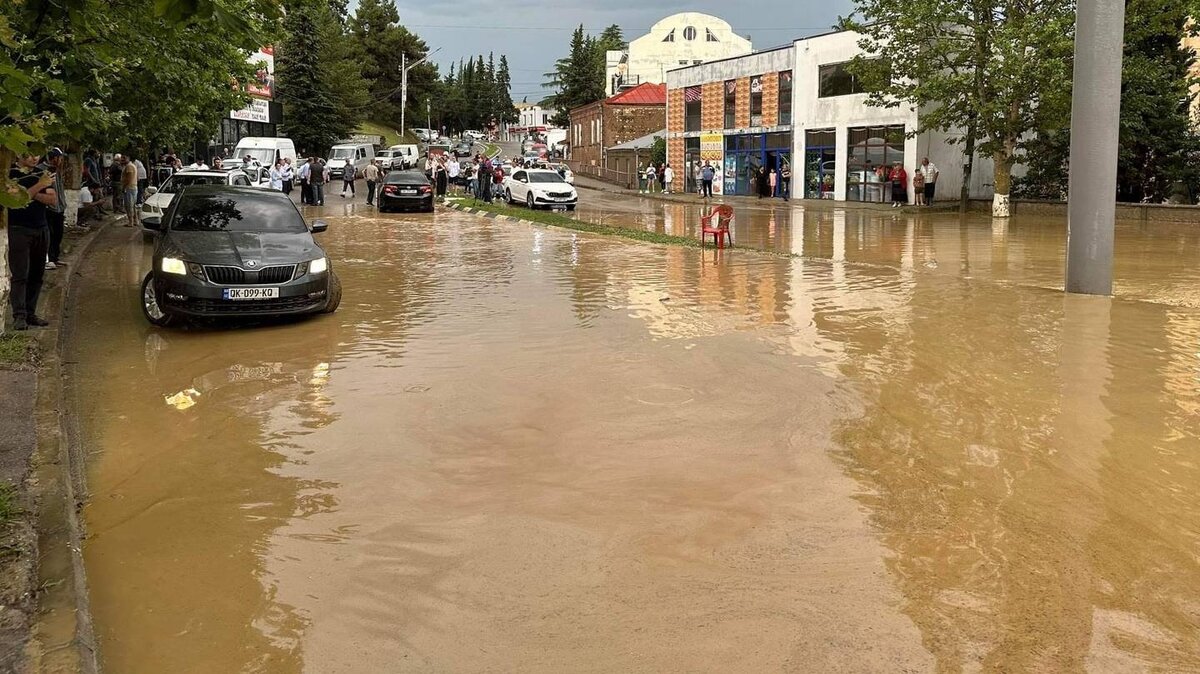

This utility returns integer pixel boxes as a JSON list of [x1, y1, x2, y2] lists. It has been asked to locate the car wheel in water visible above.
[[141, 273, 174, 327], [526, 193, 535, 210], [323, 271, 342, 314]]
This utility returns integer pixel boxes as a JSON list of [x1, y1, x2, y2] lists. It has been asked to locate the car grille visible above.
[[204, 265, 296, 285], [546, 191, 574, 199], [178, 296, 321, 314]]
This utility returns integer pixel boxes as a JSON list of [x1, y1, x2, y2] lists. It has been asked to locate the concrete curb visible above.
[[28, 216, 112, 673]]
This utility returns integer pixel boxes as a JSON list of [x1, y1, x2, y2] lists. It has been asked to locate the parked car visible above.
[[140, 168, 269, 225], [326, 143, 375, 180], [374, 149, 399, 170], [389, 144, 420, 169], [378, 170, 434, 213], [454, 142, 473, 158], [140, 186, 341, 327], [504, 168, 578, 211]]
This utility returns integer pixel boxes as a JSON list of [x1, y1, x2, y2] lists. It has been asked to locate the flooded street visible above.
[[69, 191, 1200, 672]]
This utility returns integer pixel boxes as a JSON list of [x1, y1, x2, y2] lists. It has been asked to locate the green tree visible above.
[[277, 1, 352, 155], [843, 0, 1076, 215], [348, 0, 437, 131], [545, 25, 608, 127], [1015, 0, 1200, 204]]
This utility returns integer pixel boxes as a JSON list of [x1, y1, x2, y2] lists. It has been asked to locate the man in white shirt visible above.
[[920, 157, 939, 205], [133, 157, 148, 203], [446, 159, 460, 194], [188, 157, 209, 170], [662, 164, 674, 194]]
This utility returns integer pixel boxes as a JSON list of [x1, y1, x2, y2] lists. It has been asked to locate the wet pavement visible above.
[[69, 190, 1200, 671]]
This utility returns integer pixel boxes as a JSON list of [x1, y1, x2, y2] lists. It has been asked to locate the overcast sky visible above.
[[384, 0, 859, 104]]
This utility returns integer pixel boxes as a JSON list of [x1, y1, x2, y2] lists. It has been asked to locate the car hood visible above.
[[326, 159, 349, 168], [144, 190, 176, 212], [165, 230, 320, 267]]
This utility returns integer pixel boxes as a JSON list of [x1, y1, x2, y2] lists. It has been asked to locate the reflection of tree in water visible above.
[[824, 278, 1200, 670]]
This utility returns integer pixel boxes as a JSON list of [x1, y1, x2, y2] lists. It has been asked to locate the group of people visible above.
[[641, 163, 676, 194], [868, 157, 940, 208], [750, 164, 792, 201], [466, 153, 507, 203]]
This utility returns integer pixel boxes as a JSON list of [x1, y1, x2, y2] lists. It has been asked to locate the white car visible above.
[[140, 168, 270, 224], [375, 149, 399, 171], [504, 168, 578, 211]]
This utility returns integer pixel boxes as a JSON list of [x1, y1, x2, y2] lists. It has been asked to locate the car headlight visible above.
[[161, 257, 187, 276], [309, 257, 328, 274]]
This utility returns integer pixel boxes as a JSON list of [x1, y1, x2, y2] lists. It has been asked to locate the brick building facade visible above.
[[567, 83, 667, 172]]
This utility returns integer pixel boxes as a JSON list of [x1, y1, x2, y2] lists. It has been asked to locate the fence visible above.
[[565, 161, 638, 191]]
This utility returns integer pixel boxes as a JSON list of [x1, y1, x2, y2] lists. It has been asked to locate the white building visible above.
[[607, 13, 753, 97], [505, 102, 561, 142]]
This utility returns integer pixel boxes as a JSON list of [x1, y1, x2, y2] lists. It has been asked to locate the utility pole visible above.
[[400, 48, 440, 137], [1065, 0, 1125, 295]]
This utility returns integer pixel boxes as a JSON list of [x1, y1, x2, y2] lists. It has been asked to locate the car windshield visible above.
[[377, 151, 394, 158], [237, 148, 273, 165], [160, 174, 226, 193], [172, 193, 308, 233], [329, 148, 354, 160], [528, 172, 566, 184]]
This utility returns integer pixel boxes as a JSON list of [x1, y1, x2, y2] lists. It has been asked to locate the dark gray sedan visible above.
[[140, 186, 342, 326]]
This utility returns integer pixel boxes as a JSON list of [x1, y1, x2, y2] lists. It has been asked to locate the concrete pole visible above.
[[400, 54, 407, 137], [1065, 0, 1125, 295]]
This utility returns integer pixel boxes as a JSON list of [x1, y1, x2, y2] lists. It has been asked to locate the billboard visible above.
[[246, 46, 274, 99], [700, 133, 724, 196], [231, 98, 271, 123]]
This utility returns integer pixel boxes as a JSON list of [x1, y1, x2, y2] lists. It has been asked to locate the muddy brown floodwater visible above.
[[68, 193, 1200, 672]]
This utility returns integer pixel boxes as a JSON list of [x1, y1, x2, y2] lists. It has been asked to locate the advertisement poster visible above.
[[700, 133, 724, 196], [231, 98, 271, 123], [247, 46, 274, 99]]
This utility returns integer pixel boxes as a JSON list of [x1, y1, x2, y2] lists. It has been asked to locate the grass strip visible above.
[[0, 333, 37, 369], [448, 198, 704, 248]]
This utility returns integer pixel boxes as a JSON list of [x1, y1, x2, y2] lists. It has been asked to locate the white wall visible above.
[[609, 13, 752, 95]]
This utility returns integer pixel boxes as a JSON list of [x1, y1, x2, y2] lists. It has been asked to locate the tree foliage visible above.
[[543, 24, 624, 126], [346, 0, 437, 131], [843, 0, 1076, 212], [1016, 0, 1200, 203], [434, 54, 518, 134]]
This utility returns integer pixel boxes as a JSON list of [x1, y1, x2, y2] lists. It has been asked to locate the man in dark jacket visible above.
[[6, 154, 58, 330]]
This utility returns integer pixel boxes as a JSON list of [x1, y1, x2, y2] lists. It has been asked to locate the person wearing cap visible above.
[[6, 153, 57, 330], [38, 148, 67, 269]]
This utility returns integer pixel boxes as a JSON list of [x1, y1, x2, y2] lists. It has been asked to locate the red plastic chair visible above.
[[700, 205, 734, 249]]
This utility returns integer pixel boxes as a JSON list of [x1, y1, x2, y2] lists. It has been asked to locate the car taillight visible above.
[[419, 185, 432, 193], [383, 185, 397, 194]]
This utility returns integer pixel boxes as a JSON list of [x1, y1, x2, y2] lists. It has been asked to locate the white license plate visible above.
[[223, 287, 279, 301], [400, 189, 418, 194]]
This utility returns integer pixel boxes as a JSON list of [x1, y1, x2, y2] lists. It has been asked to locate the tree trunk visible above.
[[0, 147, 12, 332], [992, 150, 1013, 217], [960, 121, 977, 213]]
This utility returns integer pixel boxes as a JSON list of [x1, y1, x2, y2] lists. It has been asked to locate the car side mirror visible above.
[[145, 186, 158, 197], [311, 219, 328, 234], [142, 216, 163, 231]]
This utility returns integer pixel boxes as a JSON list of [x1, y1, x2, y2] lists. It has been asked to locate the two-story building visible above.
[[568, 83, 666, 173], [666, 29, 994, 202]]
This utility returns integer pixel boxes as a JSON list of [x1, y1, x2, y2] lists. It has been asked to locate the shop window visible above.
[[804, 129, 837, 199], [818, 61, 888, 97], [683, 26, 697, 41], [778, 71, 793, 126], [684, 87, 702, 132], [845, 125, 906, 202], [749, 76, 763, 128], [723, 80, 736, 129]]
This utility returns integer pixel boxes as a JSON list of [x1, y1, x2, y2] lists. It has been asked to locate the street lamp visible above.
[[400, 47, 441, 137]]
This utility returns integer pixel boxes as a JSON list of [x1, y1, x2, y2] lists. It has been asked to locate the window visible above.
[[818, 61, 887, 97], [683, 26, 697, 41], [778, 71, 793, 125], [663, 29, 675, 42], [514, 170, 527, 182], [173, 193, 306, 233], [232, 174, 250, 186], [723, 80, 736, 129], [706, 28, 720, 42], [679, 60, 690, 65], [684, 86, 702, 132], [845, 125, 906, 202], [749, 76, 763, 127]]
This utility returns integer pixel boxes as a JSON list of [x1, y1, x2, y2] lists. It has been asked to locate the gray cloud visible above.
[[385, 0, 857, 103]]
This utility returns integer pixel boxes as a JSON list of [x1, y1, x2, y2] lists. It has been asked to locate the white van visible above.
[[233, 137, 297, 168], [327, 143, 375, 180], [389, 144, 420, 170]]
